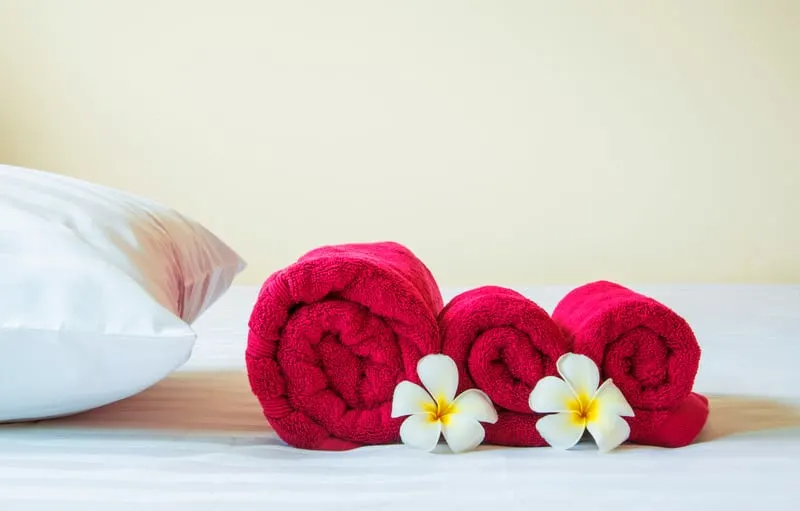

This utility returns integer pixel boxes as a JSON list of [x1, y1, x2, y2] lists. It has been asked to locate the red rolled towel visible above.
[[439, 286, 569, 446], [246, 242, 443, 450], [551, 281, 708, 447]]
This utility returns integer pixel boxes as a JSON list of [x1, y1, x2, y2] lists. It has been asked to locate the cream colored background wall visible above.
[[1, 0, 798, 285]]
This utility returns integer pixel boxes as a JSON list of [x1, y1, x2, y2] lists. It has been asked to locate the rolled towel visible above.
[[246, 242, 443, 450], [439, 286, 569, 446], [552, 280, 708, 446]]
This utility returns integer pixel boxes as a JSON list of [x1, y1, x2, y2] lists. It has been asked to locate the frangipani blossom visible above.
[[391, 354, 498, 453], [529, 353, 635, 452]]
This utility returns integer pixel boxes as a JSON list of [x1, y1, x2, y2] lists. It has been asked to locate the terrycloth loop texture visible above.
[[552, 281, 708, 447], [439, 286, 569, 446], [246, 242, 443, 450]]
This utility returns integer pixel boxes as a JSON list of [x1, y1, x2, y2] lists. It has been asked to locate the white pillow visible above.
[[0, 165, 246, 421]]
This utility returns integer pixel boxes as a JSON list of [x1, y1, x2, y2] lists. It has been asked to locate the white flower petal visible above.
[[587, 411, 631, 452], [391, 381, 436, 418], [399, 414, 442, 451], [535, 412, 586, 450], [529, 376, 576, 413], [593, 379, 635, 418], [451, 389, 498, 424], [557, 353, 600, 399], [441, 414, 486, 453], [417, 354, 459, 404]]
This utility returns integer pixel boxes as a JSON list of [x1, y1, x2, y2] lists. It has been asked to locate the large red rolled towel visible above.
[[439, 286, 569, 446], [552, 281, 708, 447], [246, 242, 443, 450]]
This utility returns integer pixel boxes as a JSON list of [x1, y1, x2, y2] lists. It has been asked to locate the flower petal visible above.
[[451, 389, 498, 424], [399, 414, 442, 451], [417, 354, 459, 404], [586, 411, 631, 452], [529, 376, 576, 413], [557, 353, 600, 399], [535, 412, 586, 450], [593, 379, 635, 418], [441, 414, 486, 453], [391, 381, 435, 418]]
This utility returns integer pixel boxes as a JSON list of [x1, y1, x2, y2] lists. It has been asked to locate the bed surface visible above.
[[2, 285, 799, 510]]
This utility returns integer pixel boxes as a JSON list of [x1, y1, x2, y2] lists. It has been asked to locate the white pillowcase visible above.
[[0, 164, 246, 421]]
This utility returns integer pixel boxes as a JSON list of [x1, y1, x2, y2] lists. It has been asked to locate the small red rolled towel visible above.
[[439, 286, 569, 446], [246, 242, 443, 450], [552, 281, 708, 447]]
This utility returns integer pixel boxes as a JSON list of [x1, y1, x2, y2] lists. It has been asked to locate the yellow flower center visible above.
[[567, 392, 599, 425], [422, 395, 458, 425]]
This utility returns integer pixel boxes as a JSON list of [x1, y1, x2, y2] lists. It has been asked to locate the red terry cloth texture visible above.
[[439, 286, 570, 446], [552, 281, 709, 447], [246, 242, 443, 450]]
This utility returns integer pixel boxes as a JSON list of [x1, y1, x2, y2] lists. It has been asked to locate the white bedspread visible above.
[[1, 285, 799, 510]]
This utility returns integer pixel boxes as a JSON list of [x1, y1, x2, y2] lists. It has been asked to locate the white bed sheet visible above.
[[1, 285, 799, 510]]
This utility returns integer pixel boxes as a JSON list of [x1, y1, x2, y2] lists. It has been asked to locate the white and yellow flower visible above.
[[529, 353, 634, 452], [391, 354, 498, 453]]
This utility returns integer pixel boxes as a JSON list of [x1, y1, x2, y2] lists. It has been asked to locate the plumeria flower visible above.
[[391, 354, 498, 453], [529, 353, 635, 452]]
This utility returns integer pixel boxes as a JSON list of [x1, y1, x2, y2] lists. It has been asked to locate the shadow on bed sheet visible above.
[[9, 375, 800, 444], [39, 371, 271, 434], [697, 395, 800, 442]]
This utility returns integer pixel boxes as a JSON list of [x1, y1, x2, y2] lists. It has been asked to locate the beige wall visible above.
[[1, 0, 798, 285]]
